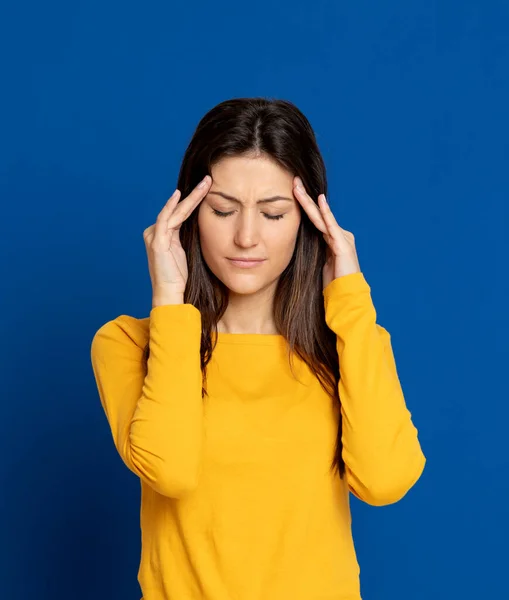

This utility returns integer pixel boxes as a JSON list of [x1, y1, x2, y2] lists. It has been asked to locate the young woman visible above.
[[91, 97, 426, 600]]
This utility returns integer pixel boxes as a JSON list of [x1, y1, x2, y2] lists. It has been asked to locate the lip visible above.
[[227, 258, 266, 268]]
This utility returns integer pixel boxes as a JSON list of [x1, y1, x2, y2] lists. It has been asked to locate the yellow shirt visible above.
[[90, 271, 425, 600]]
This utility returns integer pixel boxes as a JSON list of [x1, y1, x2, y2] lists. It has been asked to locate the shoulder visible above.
[[91, 313, 150, 359], [376, 323, 391, 340]]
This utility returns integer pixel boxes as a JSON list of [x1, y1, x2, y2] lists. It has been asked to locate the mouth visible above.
[[227, 258, 267, 268]]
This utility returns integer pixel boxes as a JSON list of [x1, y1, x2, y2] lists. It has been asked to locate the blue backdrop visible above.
[[1, 1, 507, 598]]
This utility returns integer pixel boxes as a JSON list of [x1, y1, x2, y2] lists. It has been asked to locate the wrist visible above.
[[152, 294, 184, 307]]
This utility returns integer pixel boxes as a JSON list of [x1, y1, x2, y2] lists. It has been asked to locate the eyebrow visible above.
[[207, 190, 294, 204]]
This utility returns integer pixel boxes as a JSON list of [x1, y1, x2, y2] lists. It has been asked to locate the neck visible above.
[[217, 283, 278, 335]]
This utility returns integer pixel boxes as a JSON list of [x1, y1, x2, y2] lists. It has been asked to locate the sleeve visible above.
[[90, 303, 204, 499], [323, 272, 426, 506]]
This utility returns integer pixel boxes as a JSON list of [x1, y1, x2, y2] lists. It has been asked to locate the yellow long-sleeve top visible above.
[[91, 271, 425, 600]]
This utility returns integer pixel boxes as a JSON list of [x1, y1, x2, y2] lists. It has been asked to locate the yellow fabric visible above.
[[90, 271, 425, 600]]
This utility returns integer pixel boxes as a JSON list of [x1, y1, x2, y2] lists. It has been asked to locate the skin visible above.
[[197, 154, 302, 334], [146, 152, 360, 317]]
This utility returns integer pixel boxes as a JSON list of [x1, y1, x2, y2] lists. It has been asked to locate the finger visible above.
[[143, 224, 157, 248], [171, 175, 212, 223], [152, 176, 212, 242], [293, 180, 328, 234], [143, 224, 155, 240], [154, 190, 181, 240], [153, 190, 180, 232], [317, 194, 341, 233]]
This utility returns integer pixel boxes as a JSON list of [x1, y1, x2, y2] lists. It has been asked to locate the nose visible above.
[[233, 210, 261, 248]]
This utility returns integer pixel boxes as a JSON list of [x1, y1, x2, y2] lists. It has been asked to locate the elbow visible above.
[[377, 453, 427, 506], [152, 451, 203, 499], [151, 468, 200, 499], [351, 452, 427, 507], [361, 478, 416, 507], [128, 427, 203, 499], [128, 446, 202, 499]]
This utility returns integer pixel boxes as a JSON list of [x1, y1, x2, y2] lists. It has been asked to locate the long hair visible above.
[[143, 97, 345, 477]]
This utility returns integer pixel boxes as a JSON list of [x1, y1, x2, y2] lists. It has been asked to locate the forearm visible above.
[[129, 303, 204, 497], [323, 273, 425, 506], [337, 311, 425, 505]]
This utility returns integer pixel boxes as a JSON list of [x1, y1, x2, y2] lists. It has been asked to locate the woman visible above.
[[91, 97, 426, 600]]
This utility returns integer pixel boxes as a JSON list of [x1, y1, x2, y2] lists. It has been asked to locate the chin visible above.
[[221, 275, 268, 296], [209, 266, 277, 296]]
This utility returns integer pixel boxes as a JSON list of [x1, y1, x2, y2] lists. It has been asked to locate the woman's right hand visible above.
[[143, 175, 212, 305]]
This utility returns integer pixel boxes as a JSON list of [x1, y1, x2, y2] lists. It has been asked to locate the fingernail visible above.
[[198, 176, 209, 189]]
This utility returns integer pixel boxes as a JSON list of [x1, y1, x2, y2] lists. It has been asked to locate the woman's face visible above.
[[197, 154, 302, 296]]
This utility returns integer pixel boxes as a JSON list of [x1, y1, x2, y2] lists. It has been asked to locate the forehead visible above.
[[210, 155, 294, 189]]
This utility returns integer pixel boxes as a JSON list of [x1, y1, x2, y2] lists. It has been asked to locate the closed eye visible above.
[[212, 209, 285, 221]]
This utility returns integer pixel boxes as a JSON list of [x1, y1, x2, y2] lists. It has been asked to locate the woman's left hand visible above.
[[293, 176, 361, 289]]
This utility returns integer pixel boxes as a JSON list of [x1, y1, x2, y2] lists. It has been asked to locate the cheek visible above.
[[268, 219, 300, 255], [197, 211, 226, 258]]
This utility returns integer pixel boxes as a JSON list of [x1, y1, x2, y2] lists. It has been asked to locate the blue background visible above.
[[1, 1, 507, 598]]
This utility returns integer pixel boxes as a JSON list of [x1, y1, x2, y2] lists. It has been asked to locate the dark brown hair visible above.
[[143, 97, 345, 477]]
